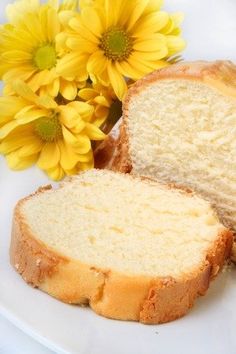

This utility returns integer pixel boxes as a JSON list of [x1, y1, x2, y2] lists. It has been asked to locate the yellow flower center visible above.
[[33, 44, 57, 70], [35, 116, 62, 142], [100, 27, 133, 61]]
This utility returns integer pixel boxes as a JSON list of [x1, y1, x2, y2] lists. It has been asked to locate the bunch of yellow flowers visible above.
[[0, 0, 185, 180]]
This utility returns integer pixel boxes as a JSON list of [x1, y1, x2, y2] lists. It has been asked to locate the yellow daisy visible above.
[[79, 0, 103, 8], [0, 0, 84, 100], [0, 81, 105, 180], [57, 0, 185, 100], [78, 79, 122, 131]]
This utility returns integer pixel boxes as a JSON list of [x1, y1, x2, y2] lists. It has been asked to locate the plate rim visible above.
[[0, 303, 67, 354]]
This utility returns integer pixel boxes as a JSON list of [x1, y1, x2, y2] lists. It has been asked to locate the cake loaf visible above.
[[110, 61, 236, 239]]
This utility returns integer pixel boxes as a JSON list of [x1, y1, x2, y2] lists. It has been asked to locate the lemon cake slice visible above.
[[112, 61, 236, 235], [11, 169, 232, 324]]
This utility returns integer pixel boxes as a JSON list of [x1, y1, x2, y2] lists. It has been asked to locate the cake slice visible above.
[[11, 169, 232, 324], [111, 61, 236, 237]]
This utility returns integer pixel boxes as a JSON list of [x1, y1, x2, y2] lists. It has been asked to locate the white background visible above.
[[0, 0, 235, 353]]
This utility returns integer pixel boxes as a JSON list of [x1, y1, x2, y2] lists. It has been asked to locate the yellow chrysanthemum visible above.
[[79, 0, 103, 7], [0, 81, 105, 180], [78, 79, 121, 129], [0, 0, 85, 100], [57, 0, 186, 100]]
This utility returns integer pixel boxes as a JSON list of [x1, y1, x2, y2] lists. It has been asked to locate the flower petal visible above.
[[56, 52, 89, 79], [81, 7, 103, 37], [97, 70, 110, 86], [116, 60, 144, 80], [68, 101, 94, 121], [78, 88, 97, 101], [23, 12, 46, 43], [13, 80, 39, 104], [144, 0, 163, 14], [37, 95, 57, 109], [87, 50, 108, 75], [6, 151, 38, 170], [133, 34, 167, 53], [16, 108, 48, 124], [18, 139, 43, 157], [46, 165, 65, 181], [60, 79, 78, 100], [107, 61, 127, 101], [76, 150, 93, 162], [69, 16, 99, 44], [59, 0, 78, 11], [58, 139, 79, 169], [44, 6, 60, 41], [37, 142, 60, 169], [2, 65, 36, 82], [93, 105, 109, 127], [66, 37, 97, 53], [137, 50, 168, 61], [28, 70, 56, 92], [56, 31, 68, 53], [160, 18, 175, 35], [0, 96, 26, 117], [133, 11, 169, 37], [0, 121, 21, 139], [127, 53, 161, 73], [171, 12, 184, 27], [62, 125, 78, 145], [59, 105, 81, 128], [73, 120, 87, 133], [93, 95, 110, 107], [46, 77, 60, 97], [126, 0, 149, 31], [0, 133, 34, 154], [73, 134, 91, 154], [1, 50, 32, 63], [78, 159, 94, 171], [85, 123, 106, 140], [166, 35, 186, 55]]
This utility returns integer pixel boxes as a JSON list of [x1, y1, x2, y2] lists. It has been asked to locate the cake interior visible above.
[[127, 79, 236, 230], [21, 170, 224, 278]]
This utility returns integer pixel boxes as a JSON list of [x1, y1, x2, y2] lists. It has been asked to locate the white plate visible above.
[[1, 0, 236, 353], [1, 158, 236, 354]]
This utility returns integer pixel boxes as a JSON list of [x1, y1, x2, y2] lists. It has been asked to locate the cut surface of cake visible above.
[[112, 61, 236, 234], [11, 169, 232, 324]]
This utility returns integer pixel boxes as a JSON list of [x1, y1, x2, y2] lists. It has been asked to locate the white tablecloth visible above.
[[0, 0, 235, 353]]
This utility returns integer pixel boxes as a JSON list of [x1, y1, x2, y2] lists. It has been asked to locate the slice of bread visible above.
[[11, 169, 232, 324], [111, 61, 236, 237]]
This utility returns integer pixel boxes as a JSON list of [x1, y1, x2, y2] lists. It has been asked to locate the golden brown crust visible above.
[[110, 121, 132, 173], [10, 186, 64, 287], [123, 60, 236, 101], [10, 181, 233, 324], [140, 229, 232, 324], [140, 267, 211, 324]]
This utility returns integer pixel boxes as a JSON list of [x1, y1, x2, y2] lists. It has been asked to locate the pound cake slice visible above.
[[112, 61, 236, 235], [11, 169, 232, 324]]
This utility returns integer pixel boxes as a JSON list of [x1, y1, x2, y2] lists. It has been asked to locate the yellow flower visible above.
[[79, 0, 103, 7], [0, 81, 105, 180], [78, 79, 119, 128], [0, 0, 84, 100], [57, 0, 185, 100]]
